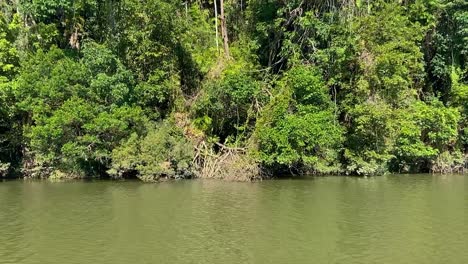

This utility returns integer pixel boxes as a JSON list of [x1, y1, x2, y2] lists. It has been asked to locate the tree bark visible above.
[[219, 0, 230, 58], [214, 0, 219, 53]]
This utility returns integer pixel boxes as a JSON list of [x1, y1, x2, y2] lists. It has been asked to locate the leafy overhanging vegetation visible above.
[[0, 0, 466, 180]]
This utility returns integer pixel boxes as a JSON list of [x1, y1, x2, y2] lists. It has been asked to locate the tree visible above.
[[0, 13, 19, 177], [255, 65, 343, 174], [219, 0, 230, 58], [0, 0, 467, 179], [392, 100, 461, 172], [0, 13, 18, 79], [14, 44, 146, 178]]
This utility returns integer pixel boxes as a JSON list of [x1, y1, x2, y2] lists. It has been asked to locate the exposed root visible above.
[[194, 141, 264, 181]]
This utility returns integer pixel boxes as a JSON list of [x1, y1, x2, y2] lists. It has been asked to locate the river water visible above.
[[0, 174, 467, 264]]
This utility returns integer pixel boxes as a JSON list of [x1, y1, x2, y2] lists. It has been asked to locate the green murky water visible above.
[[0, 174, 467, 264]]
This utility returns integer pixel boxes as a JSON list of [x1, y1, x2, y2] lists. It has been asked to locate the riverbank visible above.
[[2, 168, 467, 183]]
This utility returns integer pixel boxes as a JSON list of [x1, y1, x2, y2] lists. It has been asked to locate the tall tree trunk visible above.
[[214, 0, 219, 53], [219, 0, 230, 58]]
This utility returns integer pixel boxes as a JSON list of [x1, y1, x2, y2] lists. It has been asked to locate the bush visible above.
[[109, 121, 195, 182], [392, 100, 460, 172], [431, 151, 465, 174], [193, 62, 261, 140], [344, 102, 397, 175], [0, 161, 9, 177]]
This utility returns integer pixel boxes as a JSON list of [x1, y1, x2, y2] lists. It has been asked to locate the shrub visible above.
[[110, 121, 194, 182]]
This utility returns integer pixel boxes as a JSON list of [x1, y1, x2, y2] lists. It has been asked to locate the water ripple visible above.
[[0, 175, 467, 264]]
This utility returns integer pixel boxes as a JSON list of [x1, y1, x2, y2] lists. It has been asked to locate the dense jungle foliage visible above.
[[0, 0, 466, 180]]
